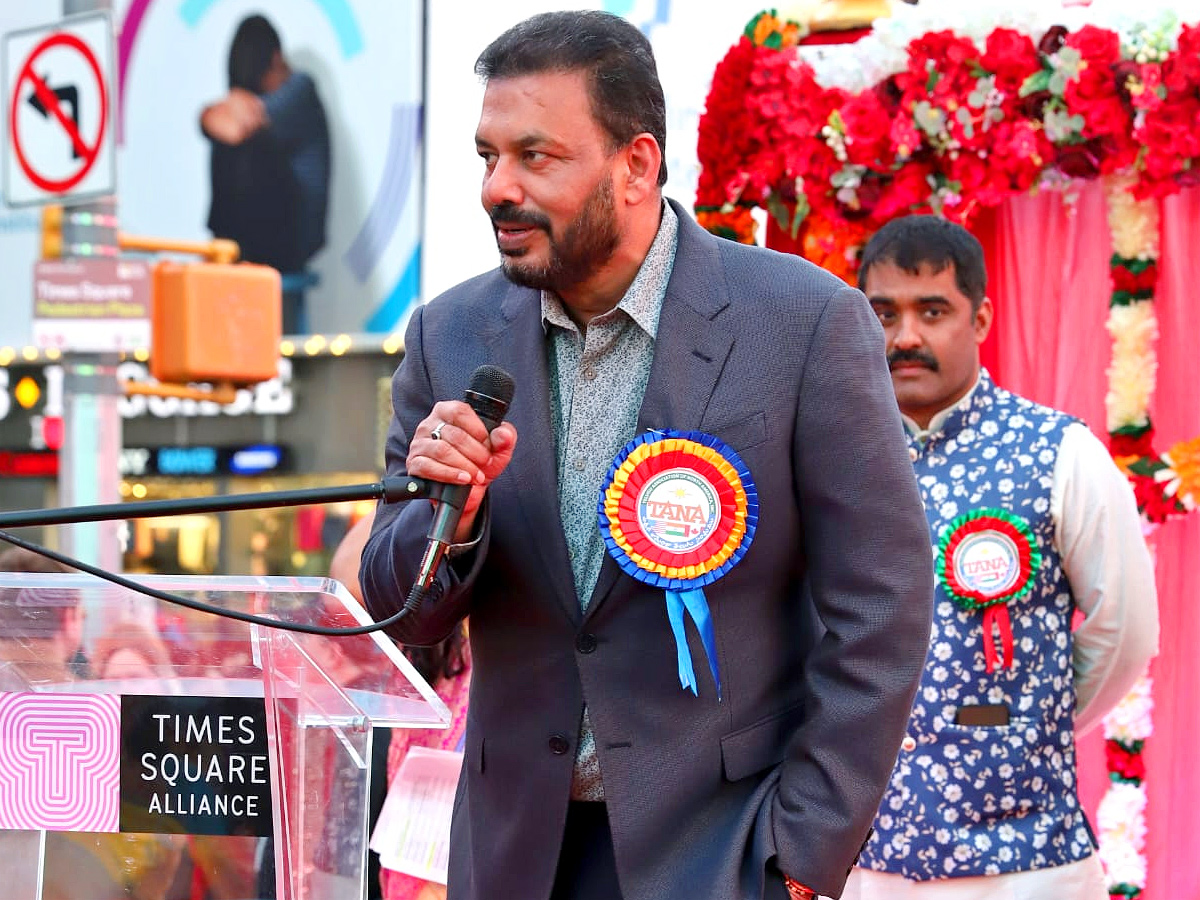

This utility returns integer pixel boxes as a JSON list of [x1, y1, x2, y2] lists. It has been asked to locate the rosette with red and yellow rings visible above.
[[598, 429, 758, 698], [937, 508, 1041, 673]]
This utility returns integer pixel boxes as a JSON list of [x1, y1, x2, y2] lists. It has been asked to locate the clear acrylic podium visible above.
[[0, 570, 449, 900]]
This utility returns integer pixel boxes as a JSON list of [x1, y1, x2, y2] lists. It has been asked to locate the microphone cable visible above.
[[0, 527, 422, 637]]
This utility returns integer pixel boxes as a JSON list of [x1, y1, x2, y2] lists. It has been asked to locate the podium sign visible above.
[[0, 571, 446, 900]]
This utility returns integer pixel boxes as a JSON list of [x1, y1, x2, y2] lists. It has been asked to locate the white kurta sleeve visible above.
[[1051, 422, 1159, 736]]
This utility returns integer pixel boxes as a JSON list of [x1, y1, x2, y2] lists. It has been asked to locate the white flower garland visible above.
[[1100, 673, 1154, 895], [1104, 675, 1155, 745], [1104, 174, 1160, 436], [1100, 173, 1158, 898], [1105, 302, 1158, 434], [1098, 779, 1150, 891]]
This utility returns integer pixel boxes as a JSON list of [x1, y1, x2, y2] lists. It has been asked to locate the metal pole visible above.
[[55, 0, 126, 632]]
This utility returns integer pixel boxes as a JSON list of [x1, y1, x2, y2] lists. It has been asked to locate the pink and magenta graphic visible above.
[[0, 692, 121, 832]]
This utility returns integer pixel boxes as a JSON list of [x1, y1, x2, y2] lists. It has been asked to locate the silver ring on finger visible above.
[[430, 421, 447, 441]]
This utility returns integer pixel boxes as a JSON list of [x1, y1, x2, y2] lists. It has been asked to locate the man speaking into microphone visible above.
[[359, 11, 933, 900]]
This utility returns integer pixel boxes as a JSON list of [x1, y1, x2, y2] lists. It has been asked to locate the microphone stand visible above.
[[0, 475, 437, 528], [0, 475, 442, 636]]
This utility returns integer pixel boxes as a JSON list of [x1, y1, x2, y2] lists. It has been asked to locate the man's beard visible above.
[[492, 175, 620, 293]]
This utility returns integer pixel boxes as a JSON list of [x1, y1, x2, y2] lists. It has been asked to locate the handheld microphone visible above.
[[408, 365, 515, 610]]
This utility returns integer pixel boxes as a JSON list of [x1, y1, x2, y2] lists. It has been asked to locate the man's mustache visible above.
[[490, 203, 551, 232], [888, 349, 939, 371]]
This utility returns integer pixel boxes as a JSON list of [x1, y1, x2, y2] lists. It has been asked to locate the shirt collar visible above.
[[902, 369, 990, 443], [541, 200, 677, 337]]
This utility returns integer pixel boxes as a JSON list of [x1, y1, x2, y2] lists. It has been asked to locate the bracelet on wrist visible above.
[[783, 874, 816, 900]]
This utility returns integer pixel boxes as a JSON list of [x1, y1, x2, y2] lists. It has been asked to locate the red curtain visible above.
[[978, 185, 1200, 900]]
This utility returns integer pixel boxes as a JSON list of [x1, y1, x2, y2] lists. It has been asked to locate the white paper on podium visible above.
[[370, 746, 463, 885]]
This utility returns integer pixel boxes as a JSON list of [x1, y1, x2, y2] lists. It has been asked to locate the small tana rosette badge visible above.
[[936, 508, 1042, 673], [598, 429, 758, 699]]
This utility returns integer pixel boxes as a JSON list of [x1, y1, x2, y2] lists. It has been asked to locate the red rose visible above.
[[1134, 270, 1155, 294], [990, 119, 1051, 190], [1055, 141, 1102, 179], [874, 76, 903, 109], [1063, 27, 1129, 148], [872, 161, 936, 222], [1111, 262, 1158, 296], [983, 28, 1040, 93], [963, 145, 1024, 206], [1066, 25, 1121, 70], [1137, 94, 1200, 192], [1135, 64, 1164, 109], [841, 91, 892, 167], [1091, 97, 1133, 138], [890, 115, 923, 159], [1105, 741, 1147, 781], [905, 31, 981, 100], [1020, 89, 1052, 120], [1112, 59, 1142, 110], [1109, 430, 1155, 458], [1166, 24, 1200, 90], [909, 30, 978, 73], [1132, 473, 1183, 522], [1038, 25, 1070, 56], [840, 175, 885, 220], [1134, 264, 1159, 293]]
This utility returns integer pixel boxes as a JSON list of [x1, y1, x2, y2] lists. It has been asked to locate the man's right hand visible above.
[[199, 89, 266, 145], [406, 400, 518, 543]]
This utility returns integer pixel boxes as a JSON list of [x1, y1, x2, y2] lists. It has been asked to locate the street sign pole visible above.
[[55, 0, 125, 619]]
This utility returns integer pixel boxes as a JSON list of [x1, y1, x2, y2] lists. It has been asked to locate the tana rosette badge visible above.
[[936, 508, 1041, 673], [598, 430, 758, 698]]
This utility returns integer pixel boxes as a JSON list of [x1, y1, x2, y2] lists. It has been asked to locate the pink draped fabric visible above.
[[979, 181, 1113, 429], [978, 184, 1200, 900]]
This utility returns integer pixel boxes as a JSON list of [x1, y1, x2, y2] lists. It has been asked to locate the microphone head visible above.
[[465, 365, 515, 431], [469, 365, 515, 406]]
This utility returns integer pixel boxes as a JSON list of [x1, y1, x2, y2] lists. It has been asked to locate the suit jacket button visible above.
[[576, 633, 598, 654], [549, 734, 570, 755]]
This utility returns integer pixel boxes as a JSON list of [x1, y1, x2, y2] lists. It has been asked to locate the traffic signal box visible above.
[[42, 203, 282, 389], [150, 261, 281, 386]]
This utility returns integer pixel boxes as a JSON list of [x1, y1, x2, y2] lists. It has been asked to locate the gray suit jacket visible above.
[[361, 201, 933, 900]]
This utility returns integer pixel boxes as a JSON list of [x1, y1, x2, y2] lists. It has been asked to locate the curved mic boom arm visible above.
[[0, 475, 435, 529]]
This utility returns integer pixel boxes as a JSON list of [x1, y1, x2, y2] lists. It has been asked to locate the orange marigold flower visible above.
[[1165, 436, 1200, 505], [697, 207, 757, 245], [753, 14, 780, 46], [1112, 455, 1140, 476]]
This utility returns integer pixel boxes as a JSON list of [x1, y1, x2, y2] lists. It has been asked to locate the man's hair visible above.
[[858, 215, 987, 310], [0, 546, 72, 575], [228, 14, 281, 93], [0, 546, 76, 640], [475, 11, 668, 186], [92, 621, 173, 678]]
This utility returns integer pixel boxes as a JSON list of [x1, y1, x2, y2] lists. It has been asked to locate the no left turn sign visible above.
[[3, 12, 116, 207]]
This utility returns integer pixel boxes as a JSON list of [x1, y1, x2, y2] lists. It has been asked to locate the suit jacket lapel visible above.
[[585, 206, 736, 618], [485, 280, 583, 625]]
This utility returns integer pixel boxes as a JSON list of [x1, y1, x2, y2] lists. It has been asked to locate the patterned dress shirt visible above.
[[541, 201, 679, 800]]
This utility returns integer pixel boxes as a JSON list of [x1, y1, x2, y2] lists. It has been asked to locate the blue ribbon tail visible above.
[[665, 590, 698, 695], [666, 589, 721, 700], [679, 588, 721, 701]]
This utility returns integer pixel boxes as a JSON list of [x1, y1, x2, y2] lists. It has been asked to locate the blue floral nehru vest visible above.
[[859, 371, 1096, 880]]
